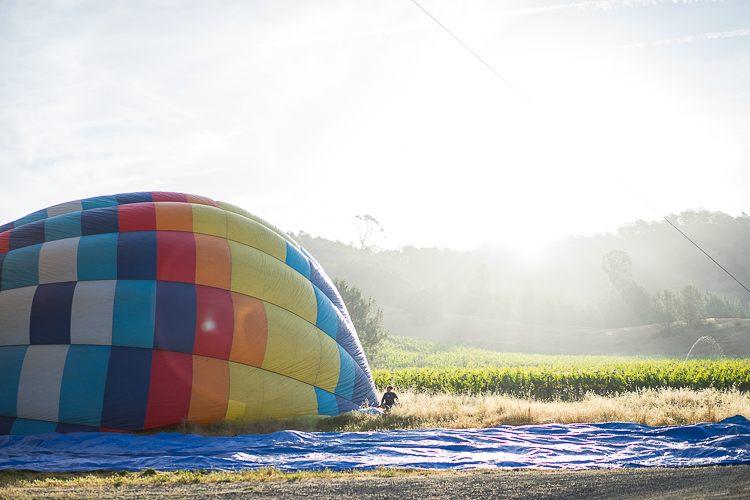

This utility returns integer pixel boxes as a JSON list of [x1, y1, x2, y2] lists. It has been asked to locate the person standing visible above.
[[380, 385, 400, 411]]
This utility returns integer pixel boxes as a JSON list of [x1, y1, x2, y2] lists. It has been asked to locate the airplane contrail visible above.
[[618, 28, 750, 49], [500, 0, 723, 17]]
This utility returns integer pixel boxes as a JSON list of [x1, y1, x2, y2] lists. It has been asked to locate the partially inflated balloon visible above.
[[0, 192, 377, 435]]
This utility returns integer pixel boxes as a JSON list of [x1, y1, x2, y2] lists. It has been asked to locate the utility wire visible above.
[[662, 216, 750, 295], [409, 0, 534, 106], [640, 196, 750, 296]]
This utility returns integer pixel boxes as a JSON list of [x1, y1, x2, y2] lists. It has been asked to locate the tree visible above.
[[333, 278, 389, 358], [652, 288, 677, 333], [619, 280, 652, 325], [354, 214, 383, 250], [679, 284, 704, 328], [704, 291, 747, 319], [730, 297, 747, 319], [703, 291, 727, 319], [600, 251, 650, 326], [601, 251, 633, 310]]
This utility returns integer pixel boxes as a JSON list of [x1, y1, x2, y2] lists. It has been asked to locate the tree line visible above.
[[602, 250, 747, 331], [293, 209, 750, 335]]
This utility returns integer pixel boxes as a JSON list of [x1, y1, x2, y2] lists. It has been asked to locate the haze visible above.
[[1, 0, 748, 252]]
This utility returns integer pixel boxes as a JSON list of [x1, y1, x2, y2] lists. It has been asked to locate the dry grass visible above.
[[159, 387, 750, 436], [391, 387, 750, 428], [0, 467, 441, 497]]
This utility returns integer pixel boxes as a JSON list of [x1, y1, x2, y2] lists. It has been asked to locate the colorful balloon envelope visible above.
[[0, 192, 377, 435]]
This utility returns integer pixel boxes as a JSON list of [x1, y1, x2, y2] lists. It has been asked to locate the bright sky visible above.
[[1, 0, 748, 251]]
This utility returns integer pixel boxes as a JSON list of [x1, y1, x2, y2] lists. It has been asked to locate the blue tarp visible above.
[[1, 416, 749, 472]]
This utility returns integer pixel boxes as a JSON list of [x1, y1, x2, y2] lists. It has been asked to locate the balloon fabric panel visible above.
[[70, 280, 116, 346], [0, 287, 36, 345], [1, 244, 41, 290], [193, 233, 231, 289], [47, 200, 83, 218], [0, 233, 9, 253], [187, 356, 230, 425], [118, 203, 156, 232], [77, 234, 118, 281], [17, 345, 69, 423], [44, 212, 81, 242], [112, 281, 156, 349], [193, 286, 234, 359], [38, 237, 79, 284], [30, 283, 76, 345], [117, 231, 157, 280], [59, 345, 110, 427], [0, 346, 27, 417], [228, 293, 267, 368], [154, 202, 193, 232], [226, 211, 286, 262], [101, 347, 152, 430], [144, 350, 193, 429], [154, 282, 196, 354], [263, 303, 328, 389], [156, 232, 196, 283], [190, 204, 227, 238]]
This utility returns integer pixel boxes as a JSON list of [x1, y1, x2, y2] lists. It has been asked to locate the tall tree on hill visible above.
[[601, 251, 633, 310], [333, 278, 389, 359], [679, 284, 704, 328], [600, 250, 652, 326], [354, 214, 383, 251]]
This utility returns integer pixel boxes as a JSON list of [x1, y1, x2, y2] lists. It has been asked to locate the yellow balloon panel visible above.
[[191, 204, 228, 238], [228, 241, 317, 324], [226, 362, 317, 420], [262, 303, 341, 391], [226, 212, 287, 262]]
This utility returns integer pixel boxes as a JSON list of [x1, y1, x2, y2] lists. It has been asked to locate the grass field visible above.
[[372, 336, 750, 398], [0, 467, 434, 498]]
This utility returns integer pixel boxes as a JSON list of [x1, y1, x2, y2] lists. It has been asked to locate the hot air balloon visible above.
[[0, 192, 377, 435]]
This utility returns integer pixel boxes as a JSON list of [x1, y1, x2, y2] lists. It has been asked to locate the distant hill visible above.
[[384, 307, 750, 358], [292, 209, 750, 331]]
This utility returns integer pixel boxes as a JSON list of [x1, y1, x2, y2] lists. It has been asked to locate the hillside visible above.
[[383, 307, 750, 358], [294, 209, 750, 330]]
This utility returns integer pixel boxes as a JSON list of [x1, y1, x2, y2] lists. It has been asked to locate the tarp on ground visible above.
[[1, 416, 749, 472]]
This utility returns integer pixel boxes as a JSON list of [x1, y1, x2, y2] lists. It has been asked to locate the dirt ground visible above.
[[7, 465, 750, 500]]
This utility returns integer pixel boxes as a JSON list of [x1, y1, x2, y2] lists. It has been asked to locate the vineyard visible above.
[[371, 336, 750, 400]]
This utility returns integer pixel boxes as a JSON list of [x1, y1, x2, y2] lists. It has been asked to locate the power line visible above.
[[409, 0, 533, 106], [640, 197, 750, 296], [662, 216, 750, 295]]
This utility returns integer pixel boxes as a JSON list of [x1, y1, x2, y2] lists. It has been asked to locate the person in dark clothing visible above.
[[380, 385, 400, 411]]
